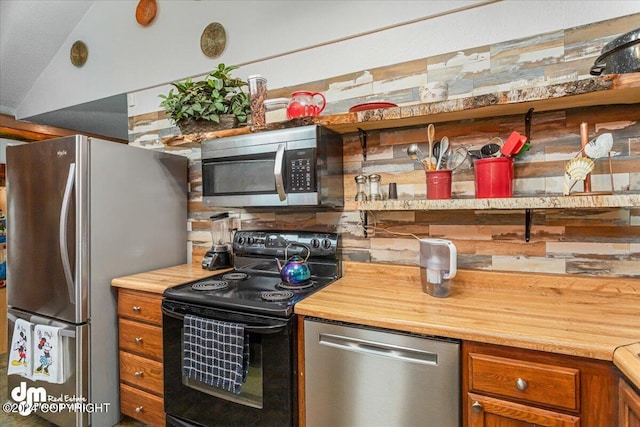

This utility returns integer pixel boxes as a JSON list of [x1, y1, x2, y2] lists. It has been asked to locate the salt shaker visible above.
[[354, 174, 368, 201], [248, 75, 267, 130], [368, 174, 382, 201]]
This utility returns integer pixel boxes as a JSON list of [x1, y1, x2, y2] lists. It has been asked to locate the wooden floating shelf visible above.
[[167, 73, 640, 144], [315, 73, 640, 134], [354, 193, 640, 211]]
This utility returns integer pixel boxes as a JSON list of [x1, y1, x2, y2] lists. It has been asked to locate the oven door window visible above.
[[181, 330, 264, 409], [203, 154, 276, 196]]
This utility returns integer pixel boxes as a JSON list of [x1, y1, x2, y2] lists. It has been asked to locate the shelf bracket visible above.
[[358, 128, 367, 161], [360, 210, 368, 239], [525, 208, 532, 242]]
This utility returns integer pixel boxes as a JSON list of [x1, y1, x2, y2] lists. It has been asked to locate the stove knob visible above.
[[247, 237, 255, 245], [310, 238, 321, 248], [322, 239, 332, 249], [238, 236, 246, 245]]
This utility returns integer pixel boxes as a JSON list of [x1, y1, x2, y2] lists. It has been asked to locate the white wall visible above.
[[16, 0, 640, 119]]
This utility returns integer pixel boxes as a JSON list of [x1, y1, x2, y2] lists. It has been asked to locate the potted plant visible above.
[[159, 63, 251, 134]]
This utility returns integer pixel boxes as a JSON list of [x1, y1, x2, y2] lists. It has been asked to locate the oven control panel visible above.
[[233, 230, 338, 258]]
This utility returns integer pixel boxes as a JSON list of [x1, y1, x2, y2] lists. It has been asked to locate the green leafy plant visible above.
[[159, 63, 251, 126]]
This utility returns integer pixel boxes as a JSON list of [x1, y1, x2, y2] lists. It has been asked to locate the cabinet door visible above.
[[619, 379, 640, 427], [468, 393, 580, 427]]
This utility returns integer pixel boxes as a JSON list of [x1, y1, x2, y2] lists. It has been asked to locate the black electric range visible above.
[[163, 230, 340, 318]]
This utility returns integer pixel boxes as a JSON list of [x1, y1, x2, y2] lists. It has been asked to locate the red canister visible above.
[[426, 170, 452, 200], [474, 157, 514, 198]]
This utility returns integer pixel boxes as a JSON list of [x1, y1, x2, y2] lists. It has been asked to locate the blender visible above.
[[201, 212, 233, 270], [419, 238, 457, 297]]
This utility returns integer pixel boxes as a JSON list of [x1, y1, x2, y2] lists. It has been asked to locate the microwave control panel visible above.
[[286, 148, 316, 192]]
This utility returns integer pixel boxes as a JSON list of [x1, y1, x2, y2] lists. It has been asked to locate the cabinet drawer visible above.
[[468, 392, 580, 426], [119, 351, 163, 396], [118, 289, 162, 325], [120, 383, 165, 427], [118, 318, 163, 360], [468, 352, 579, 411]]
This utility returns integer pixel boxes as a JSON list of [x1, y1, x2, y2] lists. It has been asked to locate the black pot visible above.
[[590, 28, 640, 76]]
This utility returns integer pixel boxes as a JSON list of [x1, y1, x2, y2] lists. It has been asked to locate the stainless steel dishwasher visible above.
[[304, 318, 460, 427]]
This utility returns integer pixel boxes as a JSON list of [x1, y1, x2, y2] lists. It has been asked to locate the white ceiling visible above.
[[2, 1, 639, 143], [0, 0, 128, 140]]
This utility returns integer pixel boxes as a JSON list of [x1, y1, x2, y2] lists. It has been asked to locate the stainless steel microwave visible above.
[[201, 125, 344, 207]]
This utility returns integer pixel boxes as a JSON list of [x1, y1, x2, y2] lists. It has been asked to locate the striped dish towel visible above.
[[183, 314, 248, 394]]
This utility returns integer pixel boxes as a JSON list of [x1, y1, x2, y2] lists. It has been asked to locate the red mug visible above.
[[287, 91, 326, 119]]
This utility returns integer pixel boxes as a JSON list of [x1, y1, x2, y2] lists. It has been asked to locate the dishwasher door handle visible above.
[[319, 333, 438, 365]]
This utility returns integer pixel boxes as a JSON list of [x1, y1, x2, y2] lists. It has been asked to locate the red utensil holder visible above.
[[426, 170, 452, 200], [474, 157, 514, 198]]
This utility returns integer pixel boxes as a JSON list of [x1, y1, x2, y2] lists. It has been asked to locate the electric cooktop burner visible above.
[[222, 272, 249, 281], [164, 230, 340, 317], [261, 290, 294, 302], [277, 281, 316, 290], [192, 280, 230, 291]]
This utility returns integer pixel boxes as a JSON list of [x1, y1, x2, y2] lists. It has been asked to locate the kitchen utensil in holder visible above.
[[419, 238, 457, 298]]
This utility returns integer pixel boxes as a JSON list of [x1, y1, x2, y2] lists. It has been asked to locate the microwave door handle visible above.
[[59, 162, 76, 305], [274, 143, 286, 201]]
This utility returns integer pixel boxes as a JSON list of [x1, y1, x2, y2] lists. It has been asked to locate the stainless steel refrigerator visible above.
[[5, 135, 188, 426]]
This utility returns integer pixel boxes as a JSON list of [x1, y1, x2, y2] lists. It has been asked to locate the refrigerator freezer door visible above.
[[7, 307, 89, 427], [7, 136, 85, 323]]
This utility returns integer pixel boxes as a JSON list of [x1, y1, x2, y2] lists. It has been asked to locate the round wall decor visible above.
[[136, 0, 157, 26], [200, 22, 226, 58], [70, 41, 88, 67]]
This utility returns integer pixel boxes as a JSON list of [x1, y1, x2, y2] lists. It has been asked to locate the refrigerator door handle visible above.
[[59, 162, 76, 305]]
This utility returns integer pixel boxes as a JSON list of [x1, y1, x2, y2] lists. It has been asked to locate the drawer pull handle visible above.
[[135, 406, 144, 413], [134, 337, 143, 344], [516, 378, 528, 391], [134, 371, 143, 377], [132, 306, 141, 313], [472, 401, 483, 413]]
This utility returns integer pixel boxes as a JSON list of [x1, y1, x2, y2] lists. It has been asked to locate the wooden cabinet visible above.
[[467, 393, 579, 427], [619, 378, 640, 427], [463, 341, 617, 427], [117, 288, 165, 427]]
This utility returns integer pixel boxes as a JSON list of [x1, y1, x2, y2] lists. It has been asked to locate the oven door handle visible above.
[[161, 305, 288, 335]]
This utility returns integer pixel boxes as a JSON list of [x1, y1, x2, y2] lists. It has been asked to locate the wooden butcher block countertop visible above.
[[614, 342, 640, 389], [111, 262, 640, 389], [111, 263, 230, 294], [295, 262, 640, 364]]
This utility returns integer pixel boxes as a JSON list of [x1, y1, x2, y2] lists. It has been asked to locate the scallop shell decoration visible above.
[[585, 132, 613, 159], [563, 157, 595, 195], [566, 157, 595, 180]]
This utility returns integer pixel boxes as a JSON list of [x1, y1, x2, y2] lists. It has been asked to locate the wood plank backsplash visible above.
[[128, 15, 640, 278]]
